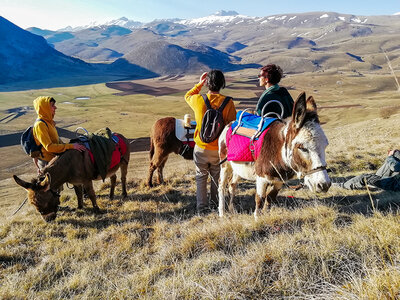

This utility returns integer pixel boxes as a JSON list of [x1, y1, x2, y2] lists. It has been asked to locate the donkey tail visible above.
[[149, 137, 154, 160]]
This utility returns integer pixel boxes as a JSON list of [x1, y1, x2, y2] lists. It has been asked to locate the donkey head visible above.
[[284, 92, 331, 193], [13, 174, 60, 222]]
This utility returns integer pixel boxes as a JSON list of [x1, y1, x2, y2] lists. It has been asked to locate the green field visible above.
[[1, 71, 400, 299]]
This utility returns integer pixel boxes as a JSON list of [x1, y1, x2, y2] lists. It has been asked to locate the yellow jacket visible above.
[[32, 96, 74, 161], [185, 83, 236, 150]]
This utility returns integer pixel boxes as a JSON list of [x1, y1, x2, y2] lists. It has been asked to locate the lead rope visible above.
[[11, 197, 27, 217]]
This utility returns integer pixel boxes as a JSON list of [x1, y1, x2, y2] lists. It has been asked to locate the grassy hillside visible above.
[[1, 71, 400, 298]]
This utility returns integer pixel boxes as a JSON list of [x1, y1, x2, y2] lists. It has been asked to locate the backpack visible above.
[[199, 94, 232, 143], [21, 119, 48, 158]]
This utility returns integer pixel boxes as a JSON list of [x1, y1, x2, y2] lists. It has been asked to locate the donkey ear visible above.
[[306, 96, 317, 113], [40, 173, 51, 192], [292, 92, 307, 129], [13, 175, 33, 190]]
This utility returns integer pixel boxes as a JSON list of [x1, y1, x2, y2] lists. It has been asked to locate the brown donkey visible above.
[[147, 117, 193, 187], [13, 133, 130, 221]]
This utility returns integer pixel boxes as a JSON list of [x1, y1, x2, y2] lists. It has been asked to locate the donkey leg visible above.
[[147, 150, 168, 187], [263, 183, 282, 212], [157, 156, 169, 185], [255, 177, 268, 219], [228, 173, 240, 213], [83, 181, 100, 213], [147, 163, 157, 187], [73, 185, 84, 209], [120, 162, 128, 199], [218, 164, 232, 217], [109, 174, 117, 200]]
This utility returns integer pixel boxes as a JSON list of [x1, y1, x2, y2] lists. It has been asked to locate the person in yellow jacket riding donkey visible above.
[[185, 70, 236, 214], [32, 96, 86, 173]]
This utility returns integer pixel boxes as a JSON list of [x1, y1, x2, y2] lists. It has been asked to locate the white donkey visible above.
[[218, 92, 331, 218]]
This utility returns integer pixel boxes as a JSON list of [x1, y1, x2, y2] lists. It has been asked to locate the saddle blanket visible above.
[[230, 111, 275, 133], [87, 134, 127, 170], [227, 112, 276, 162], [175, 119, 196, 148]]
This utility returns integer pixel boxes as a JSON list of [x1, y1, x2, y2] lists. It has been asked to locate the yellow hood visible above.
[[33, 96, 54, 123]]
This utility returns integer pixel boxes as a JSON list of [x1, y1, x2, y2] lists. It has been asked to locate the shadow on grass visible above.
[[57, 183, 197, 228], [222, 178, 400, 218], [54, 176, 400, 229]]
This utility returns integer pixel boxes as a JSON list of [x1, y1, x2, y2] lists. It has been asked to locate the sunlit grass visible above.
[[1, 72, 400, 298], [2, 172, 399, 298]]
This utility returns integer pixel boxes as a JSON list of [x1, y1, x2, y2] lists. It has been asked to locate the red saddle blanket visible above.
[[88, 134, 127, 170], [226, 126, 271, 162]]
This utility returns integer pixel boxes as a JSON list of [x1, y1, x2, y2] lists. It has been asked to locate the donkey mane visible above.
[[30, 177, 43, 187], [255, 120, 293, 179]]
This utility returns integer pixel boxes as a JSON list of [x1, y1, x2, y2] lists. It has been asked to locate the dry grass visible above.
[[1, 173, 399, 299], [1, 72, 400, 299]]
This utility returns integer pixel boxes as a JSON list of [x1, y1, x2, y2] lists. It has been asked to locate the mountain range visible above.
[[2, 10, 400, 88]]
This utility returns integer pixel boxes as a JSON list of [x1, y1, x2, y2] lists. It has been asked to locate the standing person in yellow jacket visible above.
[[185, 70, 236, 214], [32, 96, 86, 173]]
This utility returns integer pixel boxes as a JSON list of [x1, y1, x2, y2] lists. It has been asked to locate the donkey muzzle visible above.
[[304, 166, 331, 193], [42, 212, 57, 222]]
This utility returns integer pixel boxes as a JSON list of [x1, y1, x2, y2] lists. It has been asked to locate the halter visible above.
[[303, 165, 327, 176], [50, 189, 61, 198], [11, 189, 60, 217]]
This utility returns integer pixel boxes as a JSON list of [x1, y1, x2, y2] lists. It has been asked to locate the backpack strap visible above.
[[34, 119, 48, 157], [35, 118, 49, 128], [201, 94, 212, 110], [218, 96, 232, 113], [201, 94, 232, 112]]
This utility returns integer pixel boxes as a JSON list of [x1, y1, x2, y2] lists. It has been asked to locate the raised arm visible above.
[[184, 72, 207, 106]]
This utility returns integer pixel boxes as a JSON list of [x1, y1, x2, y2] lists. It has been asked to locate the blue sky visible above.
[[1, 0, 399, 30]]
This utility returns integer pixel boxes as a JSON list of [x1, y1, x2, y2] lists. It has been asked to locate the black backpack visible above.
[[199, 94, 232, 143], [21, 119, 48, 158]]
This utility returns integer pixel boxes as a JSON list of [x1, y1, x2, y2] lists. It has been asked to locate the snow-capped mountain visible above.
[[59, 17, 143, 31], [6, 10, 400, 87], [59, 11, 379, 32], [177, 10, 255, 27]]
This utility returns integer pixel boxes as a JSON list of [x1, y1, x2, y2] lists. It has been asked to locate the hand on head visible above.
[[199, 72, 207, 85], [73, 143, 86, 152]]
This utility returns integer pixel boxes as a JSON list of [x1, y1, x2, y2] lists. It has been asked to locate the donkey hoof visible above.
[[93, 207, 101, 214]]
